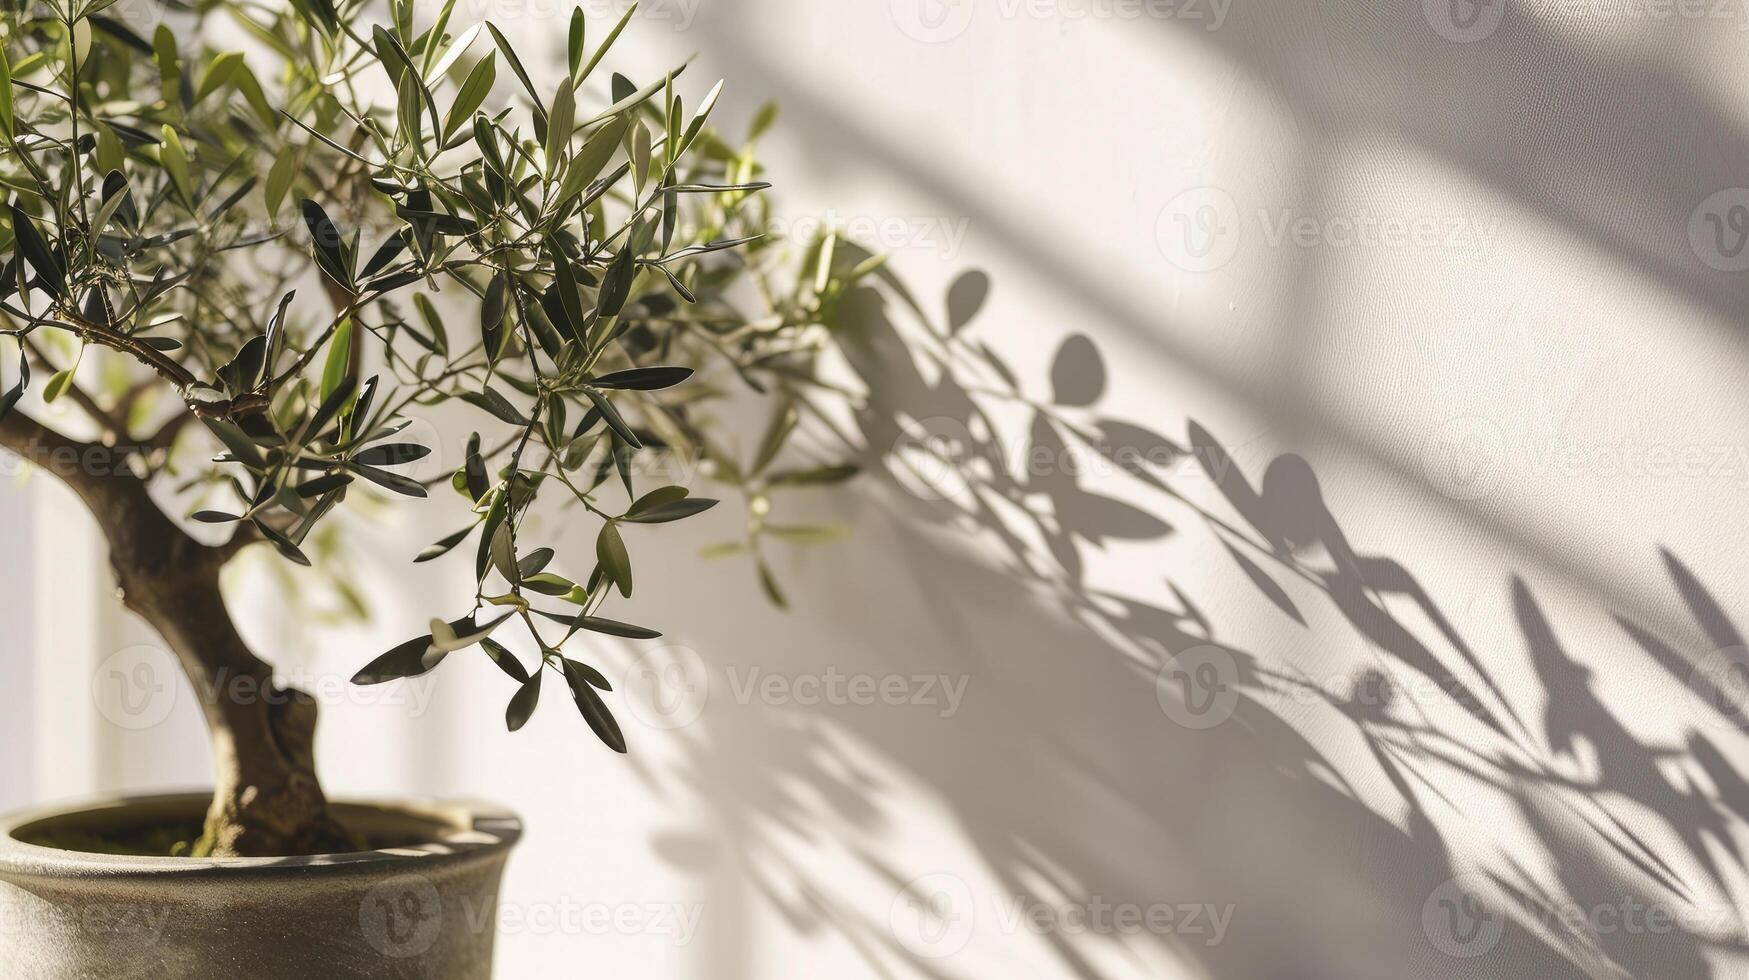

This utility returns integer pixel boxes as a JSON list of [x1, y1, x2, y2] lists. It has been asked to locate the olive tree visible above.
[[0, 0, 860, 856]]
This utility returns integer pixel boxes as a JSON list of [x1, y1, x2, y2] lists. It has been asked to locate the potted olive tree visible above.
[[0, 0, 859, 975]]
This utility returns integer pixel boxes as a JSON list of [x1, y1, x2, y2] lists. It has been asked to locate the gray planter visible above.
[[0, 793, 521, 979]]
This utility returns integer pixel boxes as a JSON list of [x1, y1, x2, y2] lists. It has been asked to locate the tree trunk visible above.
[[2, 412, 352, 856]]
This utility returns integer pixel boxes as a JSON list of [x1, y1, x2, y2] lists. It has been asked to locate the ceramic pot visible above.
[[0, 793, 521, 979]]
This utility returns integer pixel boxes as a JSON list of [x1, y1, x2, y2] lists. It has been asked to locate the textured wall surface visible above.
[[10, 1, 1749, 977]]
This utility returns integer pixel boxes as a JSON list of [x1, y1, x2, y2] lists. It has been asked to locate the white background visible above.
[[9, 0, 1749, 977]]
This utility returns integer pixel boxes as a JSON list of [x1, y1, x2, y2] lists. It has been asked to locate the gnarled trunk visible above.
[[2, 411, 350, 857]]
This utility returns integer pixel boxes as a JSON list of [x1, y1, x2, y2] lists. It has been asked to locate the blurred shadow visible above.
[[622, 255, 1749, 978]]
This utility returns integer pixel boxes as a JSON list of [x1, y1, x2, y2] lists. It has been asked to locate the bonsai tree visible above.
[[0, 0, 860, 856]]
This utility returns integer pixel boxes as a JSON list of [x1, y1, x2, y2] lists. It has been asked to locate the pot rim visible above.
[[0, 791, 522, 878]]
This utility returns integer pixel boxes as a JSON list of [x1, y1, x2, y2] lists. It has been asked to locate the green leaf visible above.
[[416, 524, 476, 562], [545, 249, 588, 344], [203, 418, 266, 470], [505, 670, 541, 731], [545, 81, 575, 178], [489, 522, 518, 583], [590, 366, 692, 391], [192, 510, 241, 524], [596, 521, 632, 597], [481, 271, 508, 359], [265, 148, 296, 219], [555, 114, 628, 203], [159, 125, 194, 206], [0, 44, 14, 140], [522, 572, 574, 596], [564, 657, 612, 692], [194, 51, 243, 105], [751, 400, 798, 476], [0, 343, 28, 421], [573, 616, 661, 640], [484, 21, 544, 129], [578, 4, 637, 85], [444, 52, 495, 141], [767, 464, 861, 487], [564, 660, 627, 752], [41, 368, 74, 404], [8, 205, 63, 297], [597, 244, 636, 319], [348, 461, 429, 497], [319, 317, 354, 403], [568, 8, 586, 79], [459, 386, 530, 425], [301, 200, 355, 292], [621, 497, 717, 525], [758, 558, 788, 609], [295, 473, 354, 498], [481, 637, 530, 684], [583, 389, 642, 449], [517, 547, 555, 577], [764, 524, 851, 544], [749, 100, 779, 140], [464, 432, 490, 500], [354, 442, 432, 467], [351, 635, 434, 685], [626, 485, 688, 518]]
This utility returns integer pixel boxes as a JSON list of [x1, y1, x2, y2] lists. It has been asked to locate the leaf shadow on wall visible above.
[[633, 255, 1749, 979]]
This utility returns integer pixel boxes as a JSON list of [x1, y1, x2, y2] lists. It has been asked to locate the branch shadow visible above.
[[622, 254, 1749, 978]]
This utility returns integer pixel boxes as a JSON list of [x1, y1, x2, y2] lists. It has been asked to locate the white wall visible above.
[[12, 1, 1749, 977]]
